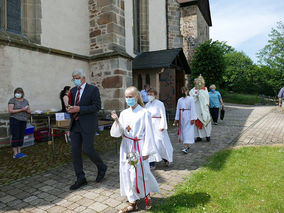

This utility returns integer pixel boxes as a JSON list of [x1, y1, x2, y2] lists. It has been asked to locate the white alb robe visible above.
[[189, 87, 212, 138], [110, 105, 160, 202], [175, 96, 197, 144], [146, 99, 173, 163]]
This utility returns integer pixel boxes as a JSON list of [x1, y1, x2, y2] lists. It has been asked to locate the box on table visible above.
[[24, 123, 34, 135], [23, 134, 34, 148], [34, 128, 49, 142], [55, 113, 71, 120], [56, 119, 70, 127]]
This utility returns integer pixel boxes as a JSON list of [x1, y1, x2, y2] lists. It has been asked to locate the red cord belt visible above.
[[177, 108, 191, 143], [152, 116, 161, 118], [124, 135, 149, 205]]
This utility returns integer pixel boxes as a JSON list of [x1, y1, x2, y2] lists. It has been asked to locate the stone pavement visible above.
[[0, 104, 282, 213]]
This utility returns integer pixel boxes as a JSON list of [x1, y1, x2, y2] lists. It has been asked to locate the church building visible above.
[[0, 0, 212, 138]]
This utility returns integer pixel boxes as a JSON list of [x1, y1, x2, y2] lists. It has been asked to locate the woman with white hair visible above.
[[110, 86, 160, 212], [209, 84, 224, 125]]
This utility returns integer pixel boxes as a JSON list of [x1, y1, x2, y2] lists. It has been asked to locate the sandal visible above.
[[145, 195, 152, 210], [119, 202, 138, 213]]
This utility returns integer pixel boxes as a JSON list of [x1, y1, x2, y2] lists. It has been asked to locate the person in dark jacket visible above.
[[67, 69, 107, 190]]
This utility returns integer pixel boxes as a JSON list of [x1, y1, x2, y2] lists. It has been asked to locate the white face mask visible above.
[[15, 93, 22, 99], [148, 95, 155, 102]]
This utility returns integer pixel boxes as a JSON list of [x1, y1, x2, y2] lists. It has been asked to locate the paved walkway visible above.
[[0, 104, 283, 213]]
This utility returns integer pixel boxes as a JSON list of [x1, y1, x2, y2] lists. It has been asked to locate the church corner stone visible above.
[[88, 0, 132, 111]]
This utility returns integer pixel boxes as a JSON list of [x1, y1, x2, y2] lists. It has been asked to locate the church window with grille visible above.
[[0, 0, 22, 34]]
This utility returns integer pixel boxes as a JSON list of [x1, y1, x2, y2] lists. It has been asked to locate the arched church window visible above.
[[0, 0, 21, 34], [0, 0, 41, 43]]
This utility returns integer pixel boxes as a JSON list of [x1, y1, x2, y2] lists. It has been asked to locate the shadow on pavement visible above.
[[148, 192, 210, 213], [0, 104, 274, 212]]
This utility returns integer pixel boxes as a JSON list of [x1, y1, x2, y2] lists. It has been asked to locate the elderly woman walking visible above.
[[208, 84, 224, 125]]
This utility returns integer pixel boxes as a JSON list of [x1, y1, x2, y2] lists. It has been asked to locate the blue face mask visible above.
[[211, 89, 215, 92], [125, 98, 136, 107], [74, 79, 82, 87]]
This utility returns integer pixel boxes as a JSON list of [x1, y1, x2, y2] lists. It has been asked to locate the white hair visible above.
[[72, 69, 86, 78], [210, 84, 216, 89]]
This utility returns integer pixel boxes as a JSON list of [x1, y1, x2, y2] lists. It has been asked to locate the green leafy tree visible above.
[[257, 21, 284, 93], [223, 51, 254, 93], [190, 39, 225, 87], [215, 41, 236, 54]]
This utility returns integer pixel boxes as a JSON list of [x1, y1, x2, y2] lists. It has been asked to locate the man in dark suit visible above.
[[67, 69, 107, 190]]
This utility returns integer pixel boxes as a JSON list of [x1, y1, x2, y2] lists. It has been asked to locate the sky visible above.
[[210, 0, 284, 63]]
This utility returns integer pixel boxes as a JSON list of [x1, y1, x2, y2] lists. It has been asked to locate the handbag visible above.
[[220, 107, 225, 120]]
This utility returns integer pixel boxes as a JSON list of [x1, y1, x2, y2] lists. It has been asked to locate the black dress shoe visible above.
[[69, 178, 87, 190], [206, 137, 210, 142], [195, 137, 202, 142], [96, 165, 107, 182]]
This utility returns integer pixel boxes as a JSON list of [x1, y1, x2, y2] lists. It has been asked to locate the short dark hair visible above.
[[148, 88, 158, 96], [14, 87, 24, 97], [144, 84, 150, 89]]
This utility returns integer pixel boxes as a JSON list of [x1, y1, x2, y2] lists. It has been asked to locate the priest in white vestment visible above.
[[111, 86, 159, 212], [145, 88, 173, 169], [174, 87, 197, 154], [189, 75, 212, 142]]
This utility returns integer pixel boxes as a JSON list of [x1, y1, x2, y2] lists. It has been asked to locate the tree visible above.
[[215, 41, 236, 54], [190, 40, 225, 87], [257, 21, 284, 93], [223, 51, 254, 93]]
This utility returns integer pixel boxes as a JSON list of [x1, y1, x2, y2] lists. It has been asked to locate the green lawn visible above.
[[222, 91, 259, 105], [152, 146, 284, 213]]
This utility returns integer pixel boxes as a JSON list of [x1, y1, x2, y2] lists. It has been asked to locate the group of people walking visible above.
[[8, 69, 226, 212]]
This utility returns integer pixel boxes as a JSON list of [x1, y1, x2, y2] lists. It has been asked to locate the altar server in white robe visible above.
[[145, 88, 173, 169], [189, 75, 212, 142], [111, 86, 160, 213], [174, 87, 197, 154]]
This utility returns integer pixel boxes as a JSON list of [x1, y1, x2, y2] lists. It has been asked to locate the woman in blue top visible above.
[[209, 85, 224, 125]]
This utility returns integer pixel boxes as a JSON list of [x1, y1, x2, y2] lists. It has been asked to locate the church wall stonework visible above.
[[181, 5, 209, 62], [167, 0, 183, 49], [89, 0, 126, 55], [89, 56, 132, 111]]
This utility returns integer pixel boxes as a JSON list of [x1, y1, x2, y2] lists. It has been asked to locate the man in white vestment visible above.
[[189, 75, 212, 142]]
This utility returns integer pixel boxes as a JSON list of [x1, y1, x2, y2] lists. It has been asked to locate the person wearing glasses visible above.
[[67, 69, 107, 190]]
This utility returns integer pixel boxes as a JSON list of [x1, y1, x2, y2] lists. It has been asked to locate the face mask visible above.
[[15, 93, 22, 99], [181, 92, 186, 98], [211, 89, 215, 92], [148, 95, 155, 102], [125, 98, 136, 107], [73, 79, 82, 87]]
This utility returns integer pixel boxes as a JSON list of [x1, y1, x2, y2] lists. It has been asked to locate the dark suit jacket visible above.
[[69, 83, 101, 133]]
